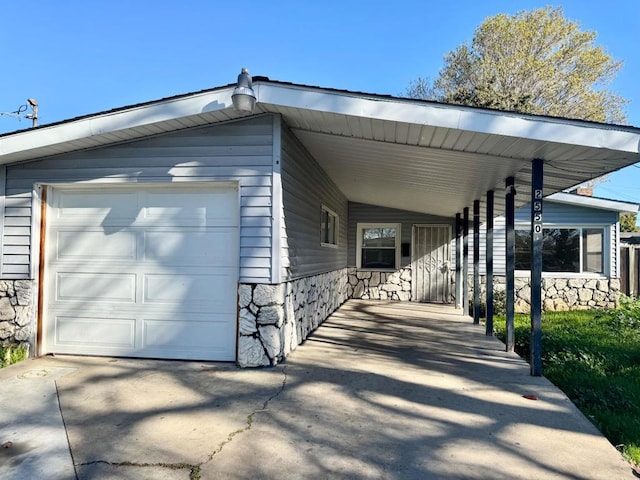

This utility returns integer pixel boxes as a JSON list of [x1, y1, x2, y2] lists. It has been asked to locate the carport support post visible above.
[[463, 207, 469, 315], [505, 177, 515, 352], [473, 200, 480, 324], [530, 159, 544, 376], [485, 190, 494, 335], [455, 213, 462, 309]]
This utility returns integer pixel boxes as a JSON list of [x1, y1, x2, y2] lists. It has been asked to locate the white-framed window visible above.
[[321, 205, 339, 247], [356, 223, 401, 270], [514, 225, 607, 275]]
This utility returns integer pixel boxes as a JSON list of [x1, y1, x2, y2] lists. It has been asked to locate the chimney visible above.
[[575, 186, 593, 197]]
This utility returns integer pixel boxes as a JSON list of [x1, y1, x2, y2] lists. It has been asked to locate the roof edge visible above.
[[0, 85, 237, 160], [547, 192, 639, 212], [253, 81, 640, 154]]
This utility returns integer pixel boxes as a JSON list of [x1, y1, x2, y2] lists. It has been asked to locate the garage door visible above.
[[43, 185, 239, 361]]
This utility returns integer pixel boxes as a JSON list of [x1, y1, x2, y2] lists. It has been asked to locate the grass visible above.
[[0, 343, 29, 368], [494, 297, 640, 466]]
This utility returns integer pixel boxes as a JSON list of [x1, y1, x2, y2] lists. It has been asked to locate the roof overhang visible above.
[[547, 192, 638, 213], [1, 77, 639, 218]]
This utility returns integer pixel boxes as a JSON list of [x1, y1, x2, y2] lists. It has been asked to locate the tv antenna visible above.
[[0, 99, 38, 127]]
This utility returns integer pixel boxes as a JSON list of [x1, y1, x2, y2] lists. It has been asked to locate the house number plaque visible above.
[[533, 189, 543, 234]]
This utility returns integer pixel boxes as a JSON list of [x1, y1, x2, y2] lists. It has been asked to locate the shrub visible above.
[[469, 288, 506, 318], [0, 343, 29, 368]]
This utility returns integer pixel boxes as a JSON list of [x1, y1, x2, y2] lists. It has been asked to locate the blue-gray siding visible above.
[[473, 201, 620, 277], [280, 123, 348, 280], [348, 202, 454, 267], [2, 115, 276, 283]]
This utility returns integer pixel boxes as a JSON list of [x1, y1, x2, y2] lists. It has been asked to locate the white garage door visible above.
[[43, 185, 239, 361]]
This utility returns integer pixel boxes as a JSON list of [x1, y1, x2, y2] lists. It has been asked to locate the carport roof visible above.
[[1, 75, 639, 218]]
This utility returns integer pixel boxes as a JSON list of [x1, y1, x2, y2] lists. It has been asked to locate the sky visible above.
[[0, 0, 638, 206]]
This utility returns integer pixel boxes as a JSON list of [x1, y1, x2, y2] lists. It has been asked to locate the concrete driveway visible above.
[[0, 300, 635, 479]]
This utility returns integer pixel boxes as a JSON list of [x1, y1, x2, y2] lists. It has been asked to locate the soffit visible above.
[[258, 100, 639, 218]]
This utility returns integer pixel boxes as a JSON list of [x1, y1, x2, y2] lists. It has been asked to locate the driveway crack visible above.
[[55, 380, 79, 480], [205, 365, 288, 463], [75, 460, 201, 479], [61, 366, 288, 480]]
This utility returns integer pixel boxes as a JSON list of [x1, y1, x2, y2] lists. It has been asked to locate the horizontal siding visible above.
[[2, 115, 275, 282], [514, 201, 618, 225], [348, 202, 454, 267], [474, 200, 619, 276], [280, 124, 348, 280]]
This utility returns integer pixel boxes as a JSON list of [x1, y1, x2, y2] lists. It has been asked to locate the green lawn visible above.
[[494, 297, 640, 466]]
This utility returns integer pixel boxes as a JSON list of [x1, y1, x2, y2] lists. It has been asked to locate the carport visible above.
[[247, 78, 640, 374]]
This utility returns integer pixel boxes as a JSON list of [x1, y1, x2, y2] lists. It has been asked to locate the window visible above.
[[357, 223, 400, 270], [515, 227, 605, 274], [321, 206, 338, 246], [583, 228, 604, 273]]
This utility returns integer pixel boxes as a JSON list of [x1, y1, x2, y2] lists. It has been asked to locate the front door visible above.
[[411, 225, 452, 303]]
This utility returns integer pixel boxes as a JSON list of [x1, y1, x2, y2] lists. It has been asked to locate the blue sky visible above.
[[0, 0, 638, 204]]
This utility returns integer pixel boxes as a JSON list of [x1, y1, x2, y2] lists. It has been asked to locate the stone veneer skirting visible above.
[[0, 280, 36, 352], [0, 270, 622, 367], [347, 267, 412, 301], [237, 268, 350, 367], [472, 275, 621, 313]]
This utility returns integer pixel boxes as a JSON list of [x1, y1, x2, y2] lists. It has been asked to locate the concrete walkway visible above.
[[0, 300, 635, 479]]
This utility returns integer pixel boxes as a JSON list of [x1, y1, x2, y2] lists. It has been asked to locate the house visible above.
[[471, 192, 638, 313], [0, 70, 639, 368]]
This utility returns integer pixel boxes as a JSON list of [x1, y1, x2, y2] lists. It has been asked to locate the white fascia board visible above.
[[255, 83, 640, 154], [547, 192, 639, 212], [0, 87, 236, 159]]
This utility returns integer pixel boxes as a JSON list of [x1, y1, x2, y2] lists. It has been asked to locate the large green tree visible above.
[[408, 7, 627, 123]]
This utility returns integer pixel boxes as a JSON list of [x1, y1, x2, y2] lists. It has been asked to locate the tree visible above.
[[407, 7, 627, 123], [620, 213, 639, 233]]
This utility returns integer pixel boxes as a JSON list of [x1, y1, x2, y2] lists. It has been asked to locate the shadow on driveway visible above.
[[1, 300, 635, 479]]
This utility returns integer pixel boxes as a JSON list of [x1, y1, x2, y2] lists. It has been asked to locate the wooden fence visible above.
[[620, 245, 640, 297]]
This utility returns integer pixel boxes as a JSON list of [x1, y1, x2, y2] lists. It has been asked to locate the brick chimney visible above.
[[575, 186, 593, 196], [568, 186, 594, 196]]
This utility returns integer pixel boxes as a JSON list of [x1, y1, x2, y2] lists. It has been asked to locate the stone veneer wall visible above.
[[472, 275, 620, 313], [237, 268, 350, 367], [0, 280, 36, 352], [347, 267, 412, 301]]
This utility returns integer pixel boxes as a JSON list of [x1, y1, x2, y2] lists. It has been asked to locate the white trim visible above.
[[256, 83, 640, 153], [271, 115, 283, 284], [548, 192, 638, 212], [320, 204, 339, 248], [356, 222, 401, 271], [412, 223, 452, 228], [1, 80, 639, 166], [35, 180, 240, 190], [515, 221, 610, 228], [30, 184, 44, 280], [0, 87, 236, 161], [615, 222, 621, 278], [515, 271, 608, 279], [0, 166, 5, 277]]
